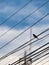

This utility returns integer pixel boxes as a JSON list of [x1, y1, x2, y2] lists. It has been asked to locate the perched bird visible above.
[[33, 34, 39, 39]]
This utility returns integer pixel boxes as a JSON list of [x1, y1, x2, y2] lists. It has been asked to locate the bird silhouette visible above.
[[33, 34, 39, 39]]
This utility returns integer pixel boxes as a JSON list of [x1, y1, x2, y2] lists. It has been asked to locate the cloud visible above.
[[0, 0, 49, 65], [0, 6, 16, 13], [0, 24, 49, 65], [0, 0, 49, 30]]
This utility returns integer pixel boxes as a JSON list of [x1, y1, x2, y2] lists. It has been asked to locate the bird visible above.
[[33, 34, 39, 39]]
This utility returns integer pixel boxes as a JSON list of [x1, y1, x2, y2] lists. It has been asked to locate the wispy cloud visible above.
[[0, 0, 49, 65]]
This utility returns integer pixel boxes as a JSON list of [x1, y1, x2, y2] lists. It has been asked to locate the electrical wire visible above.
[[0, 0, 49, 39], [5, 33, 49, 65], [11, 46, 49, 65], [0, 0, 49, 64], [30, 53, 49, 65], [0, 12, 49, 51], [0, 0, 33, 26], [35, 55, 49, 65], [0, 28, 49, 61], [20, 49, 49, 65], [14, 53, 49, 65]]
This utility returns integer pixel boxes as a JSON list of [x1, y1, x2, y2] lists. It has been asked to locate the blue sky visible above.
[[0, 0, 49, 65], [0, 0, 49, 29]]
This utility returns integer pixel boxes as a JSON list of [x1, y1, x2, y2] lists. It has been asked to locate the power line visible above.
[[13, 53, 49, 65], [0, 32, 49, 61], [0, 0, 49, 39], [21, 53, 49, 65], [35, 54, 49, 65], [5, 33, 49, 65], [0, 0, 49, 65], [30, 53, 49, 65], [10, 45, 49, 65], [23, 48, 49, 65], [26, 47, 49, 61], [11, 46, 49, 64], [9, 52, 49, 65], [0, 29, 49, 60], [0, 0, 33, 26], [0, 29, 49, 58], [0, 13, 49, 50]]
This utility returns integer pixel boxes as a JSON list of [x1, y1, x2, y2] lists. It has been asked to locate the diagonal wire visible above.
[[0, 0, 33, 26], [0, 33, 49, 61], [35, 55, 49, 65], [30, 53, 49, 65], [0, 0, 49, 39], [0, 28, 49, 61], [0, 13, 49, 50], [5, 34, 49, 65], [11, 46, 49, 65]]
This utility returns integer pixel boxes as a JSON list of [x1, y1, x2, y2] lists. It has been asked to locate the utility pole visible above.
[[24, 51, 27, 65], [30, 27, 32, 52], [29, 27, 32, 65]]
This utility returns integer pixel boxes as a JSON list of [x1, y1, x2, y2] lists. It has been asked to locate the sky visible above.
[[0, 0, 49, 65]]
